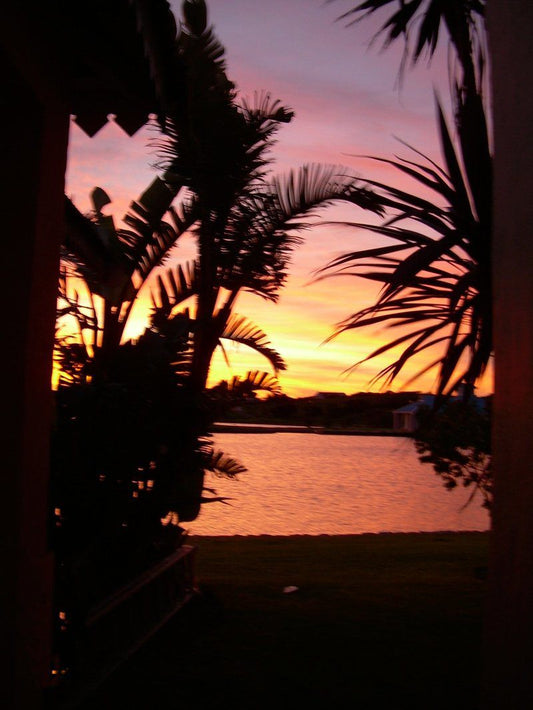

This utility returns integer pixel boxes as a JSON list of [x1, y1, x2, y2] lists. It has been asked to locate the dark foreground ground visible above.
[[77, 532, 488, 709]]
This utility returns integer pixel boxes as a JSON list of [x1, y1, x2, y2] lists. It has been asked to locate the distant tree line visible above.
[[208, 388, 419, 430]]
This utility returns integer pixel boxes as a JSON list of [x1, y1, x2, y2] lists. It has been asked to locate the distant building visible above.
[[392, 392, 488, 433], [392, 403, 421, 433], [392, 394, 435, 433]]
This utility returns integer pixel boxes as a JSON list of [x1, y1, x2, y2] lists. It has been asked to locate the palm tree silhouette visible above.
[[336, 0, 485, 91], [59, 4, 381, 394], [323, 0, 491, 399], [151, 8, 382, 393], [55, 0, 382, 529], [149, 159, 381, 393]]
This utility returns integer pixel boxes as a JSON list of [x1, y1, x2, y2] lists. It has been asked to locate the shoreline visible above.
[[188, 530, 489, 539], [212, 422, 409, 436]]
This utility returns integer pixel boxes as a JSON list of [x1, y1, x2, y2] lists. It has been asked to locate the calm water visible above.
[[188, 433, 490, 535]]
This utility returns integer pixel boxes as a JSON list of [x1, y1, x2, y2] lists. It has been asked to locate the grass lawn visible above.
[[77, 532, 488, 709]]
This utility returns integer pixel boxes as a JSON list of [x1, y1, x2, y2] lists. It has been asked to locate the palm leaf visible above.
[[203, 448, 247, 478], [320, 90, 490, 397], [121, 187, 197, 284], [268, 164, 382, 221], [150, 260, 199, 315], [226, 370, 282, 395], [334, 1, 485, 70], [220, 315, 287, 373]]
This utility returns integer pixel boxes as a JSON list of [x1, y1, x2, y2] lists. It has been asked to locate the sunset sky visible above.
[[65, 0, 492, 397]]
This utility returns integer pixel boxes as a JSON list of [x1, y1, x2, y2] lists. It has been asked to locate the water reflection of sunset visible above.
[[191, 433, 490, 535]]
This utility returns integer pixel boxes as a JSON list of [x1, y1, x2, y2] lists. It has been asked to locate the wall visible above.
[[485, 2, 533, 706]]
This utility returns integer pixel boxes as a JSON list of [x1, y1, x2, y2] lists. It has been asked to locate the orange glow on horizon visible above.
[[115, 260, 495, 400]]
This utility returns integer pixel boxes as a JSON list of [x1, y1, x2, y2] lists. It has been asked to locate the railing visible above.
[[50, 544, 197, 708]]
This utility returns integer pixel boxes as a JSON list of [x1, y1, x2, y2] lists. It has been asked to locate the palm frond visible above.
[[217, 164, 382, 302], [150, 260, 199, 316], [225, 370, 282, 396], [64, 197, 128, 293], [268, 164, 381, 221], [320, 94, 491, 397], [334, 0, 485, 78], [239, 91, 294, 125], [120, 183, 197, 284], [203, 448, 247, 478], [220, 315, 287, 373]]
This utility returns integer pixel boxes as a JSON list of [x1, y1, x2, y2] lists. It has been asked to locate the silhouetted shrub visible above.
[[415, 399, 492, 510]]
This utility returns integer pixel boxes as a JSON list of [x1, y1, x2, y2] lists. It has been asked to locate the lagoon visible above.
[[188, 432, 491, 536]]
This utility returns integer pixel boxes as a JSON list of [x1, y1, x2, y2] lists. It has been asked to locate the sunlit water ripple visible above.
[[187, 433, 490, 536]]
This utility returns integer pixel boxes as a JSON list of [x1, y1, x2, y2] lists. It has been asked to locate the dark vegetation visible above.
[[325, 0, 491, 400], [51, 0, 382, 680], [77, 533, 489, 709], [325, 0, 493, 507], [51, 336, 201, 608], [208, 388, 418, 430], [53, 0, 379, 564], [50, 0, 493, 694], [415, 399, 492, 509]]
